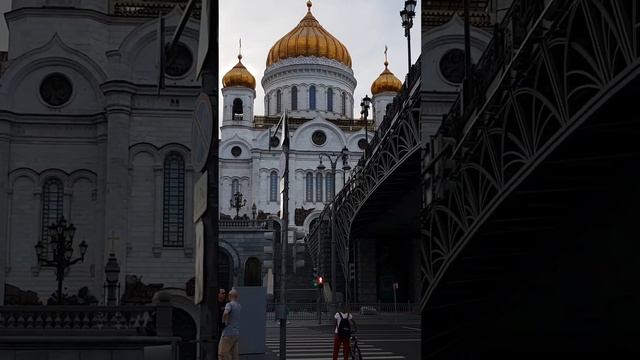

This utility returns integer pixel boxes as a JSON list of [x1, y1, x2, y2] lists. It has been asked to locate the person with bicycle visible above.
[[333, 302, 356, 360]]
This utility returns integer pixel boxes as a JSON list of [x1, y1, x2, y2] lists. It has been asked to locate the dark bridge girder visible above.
[[420, 0, 640, 357]]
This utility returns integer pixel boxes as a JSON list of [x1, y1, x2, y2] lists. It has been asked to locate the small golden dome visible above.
[[371, 60, 402, 95], [222, 54, 256, 89], [266, 1, 352, 68]]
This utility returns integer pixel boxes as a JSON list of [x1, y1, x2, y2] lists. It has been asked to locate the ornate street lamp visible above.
[[104, 253, 121, 306], [401, 0, 417, 73], [316, 149, 350, 312], [360, 95, 372, 156], [230, 192, 247, 219], [35, 216, 88, 305]]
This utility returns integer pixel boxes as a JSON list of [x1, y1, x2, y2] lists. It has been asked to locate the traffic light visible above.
[[349, 263, 355, 280], [312, 268, 324, 288], [292, 230, 306, 273]]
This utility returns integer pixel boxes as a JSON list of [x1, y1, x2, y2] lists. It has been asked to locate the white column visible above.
[[184, 166, 194, 257], [31, 191, 42, 277], [153, 164, 163, 257]]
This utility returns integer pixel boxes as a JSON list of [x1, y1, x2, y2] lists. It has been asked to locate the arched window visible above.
[[270, 171, 278, 202], [232, 98, 243, 118], [326, 173, 335, 200], [41, 177, 64, 258], [163, 152, 185, 247], [309, 86, 316, 110], [218, 248, 232, 292], [266, 93, 271, 115], [306, 172, 314, 202], [291, 86, 298, 111], [231, 179, 240, 196], [327, 87, 333, 112], [276, 89, 282, 113], [316, 173, 323, 202], [244, 257, 262, 286], [341, 92, 347, 115]]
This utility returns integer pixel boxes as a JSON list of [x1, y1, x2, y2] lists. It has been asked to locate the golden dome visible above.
[[371, 60, 402, 95], [266, 1, 352, 68], [222, 54, 256, 89]]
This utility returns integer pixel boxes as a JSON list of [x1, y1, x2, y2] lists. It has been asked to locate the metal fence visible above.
[[265, 302, 419, 321]]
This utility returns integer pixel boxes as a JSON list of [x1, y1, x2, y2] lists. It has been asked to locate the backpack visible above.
[[337, 312, 351, 337]]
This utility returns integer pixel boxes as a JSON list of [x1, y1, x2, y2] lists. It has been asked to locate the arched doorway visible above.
[[219, 248, 232, 292], [244, 257, 262, 286], [173, 308, 197, 360]]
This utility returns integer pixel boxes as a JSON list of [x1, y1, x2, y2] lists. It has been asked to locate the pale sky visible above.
[[0, 0, 421, 119]]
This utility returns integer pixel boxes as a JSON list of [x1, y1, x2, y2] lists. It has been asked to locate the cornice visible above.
[[5, 7, 147, 26]]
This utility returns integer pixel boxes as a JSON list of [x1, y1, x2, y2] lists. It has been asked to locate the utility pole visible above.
[[463, 0, 472, 113], [158, 2, 218, 358], [200, 0, 219, 356], [269, 111, 289, 360]]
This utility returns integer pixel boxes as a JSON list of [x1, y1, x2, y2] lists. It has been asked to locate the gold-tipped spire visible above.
[[222, 42, 256, 89], [371, 47, 402, 95]]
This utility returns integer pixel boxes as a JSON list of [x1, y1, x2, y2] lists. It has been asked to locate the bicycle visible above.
[[350, 333, 363, 360]]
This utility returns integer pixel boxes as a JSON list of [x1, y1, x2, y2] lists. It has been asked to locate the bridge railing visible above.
[[306, 57, 422, 282], [438, 0, 548, 148]]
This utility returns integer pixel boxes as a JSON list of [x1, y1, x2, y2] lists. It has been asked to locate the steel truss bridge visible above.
[[309, 0, 640, 355]]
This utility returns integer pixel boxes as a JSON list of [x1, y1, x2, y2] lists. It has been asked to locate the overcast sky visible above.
[[0, 0, 421, 118]]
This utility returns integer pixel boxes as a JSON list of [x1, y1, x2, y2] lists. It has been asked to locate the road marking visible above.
[[402, 326, 421, 331], [274, 355, 406, 360], [361, 339, 421, 342], [266, 327, 407, 359]]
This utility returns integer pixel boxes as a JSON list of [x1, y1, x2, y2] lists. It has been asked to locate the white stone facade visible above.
[[0, 1, 398, 304], [0, 3, 201, 303]]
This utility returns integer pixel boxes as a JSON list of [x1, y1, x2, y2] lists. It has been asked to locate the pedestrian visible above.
[[217, 288, 228, 340], [218, 288, 241, 360], [332, 302, 355, 360]]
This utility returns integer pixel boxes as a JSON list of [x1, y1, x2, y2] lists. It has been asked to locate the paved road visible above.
[[265, 320, 421, 360]]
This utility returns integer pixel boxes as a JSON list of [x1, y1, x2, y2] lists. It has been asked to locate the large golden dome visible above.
[[266, 1, 352, 68], [222, 54, 256, 89], [371, 60, 402, 95]]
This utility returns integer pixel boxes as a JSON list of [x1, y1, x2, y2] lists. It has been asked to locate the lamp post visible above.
[[400, 0, 417, 73], [104, 253, 121, 306], [35, 216, 88, 305], [360, 95, 372, 158], [317, 147, 350, 310], [230, 192, 247, 219]]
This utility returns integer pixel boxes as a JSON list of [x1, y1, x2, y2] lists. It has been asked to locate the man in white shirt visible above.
[[333, 303, 355, 360]]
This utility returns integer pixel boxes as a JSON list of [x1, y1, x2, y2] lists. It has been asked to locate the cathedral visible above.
[[0, 0, 403, 305]]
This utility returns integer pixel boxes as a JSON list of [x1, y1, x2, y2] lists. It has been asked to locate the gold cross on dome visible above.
[[107, 232, 120, 253]]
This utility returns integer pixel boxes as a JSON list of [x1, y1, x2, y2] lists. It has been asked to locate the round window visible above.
[[312, 130, 327, 146], [231, 146, 242, 157], [165, 42, 193, 77], [439, 49, 466, 84], [270, 136, 280, 148], [40, 73, 72, 106], [358, 138, 368, 150]]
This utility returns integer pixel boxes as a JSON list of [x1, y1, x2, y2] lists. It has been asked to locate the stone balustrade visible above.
[[0, 300, 174, 337]]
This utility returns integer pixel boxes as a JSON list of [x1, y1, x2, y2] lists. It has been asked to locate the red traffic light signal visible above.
[[313, 275, 324, 288]]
